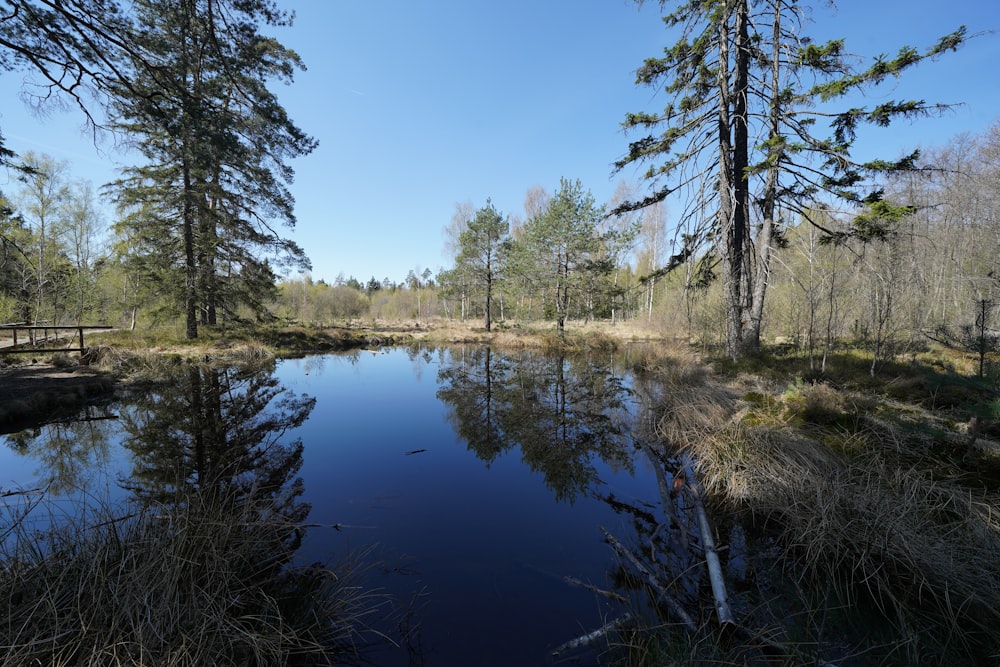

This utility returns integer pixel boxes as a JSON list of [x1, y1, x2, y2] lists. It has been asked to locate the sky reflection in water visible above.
[[285, 346, 655, 665], [1, 346, 659, 666]]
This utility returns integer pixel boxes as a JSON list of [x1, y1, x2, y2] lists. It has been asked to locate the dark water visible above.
[[1, 345, 661, 666]]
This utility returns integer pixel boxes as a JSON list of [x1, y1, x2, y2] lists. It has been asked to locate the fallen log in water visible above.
[[601, 526, 698, 633], [682, 457, 734, 626], [550, 612, 633, 657]]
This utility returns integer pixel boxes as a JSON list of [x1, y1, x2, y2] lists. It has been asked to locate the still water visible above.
[[1, 346, 661, 665]]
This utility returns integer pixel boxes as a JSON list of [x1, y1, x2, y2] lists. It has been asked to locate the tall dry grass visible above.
[[0, 490, 387, 666], [632, 354, 1000, 663]]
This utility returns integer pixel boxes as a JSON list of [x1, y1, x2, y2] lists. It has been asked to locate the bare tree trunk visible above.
[[746, 0, 782, 357], [719, 0, 752, 359], [718, 4, 738, 358], [182, 158, 198, 340]]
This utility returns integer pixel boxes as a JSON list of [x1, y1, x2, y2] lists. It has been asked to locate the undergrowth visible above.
[[613, 344, 1000, 665], [0, 487, 388, 666]]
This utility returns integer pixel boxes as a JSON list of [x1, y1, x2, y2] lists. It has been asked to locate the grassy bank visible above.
[[5, 319, 998, 664], [614, 344, 1000, 665], [0, 487, 387, 666]]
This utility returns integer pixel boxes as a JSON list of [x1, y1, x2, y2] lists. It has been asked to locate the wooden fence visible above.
[[0, 323, 114, 355]]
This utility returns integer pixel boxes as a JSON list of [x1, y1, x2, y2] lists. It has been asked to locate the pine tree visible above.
[[109, 0, 315, 338], [455, 200, 510, 331], [615, 0, 966, 358], [519, 178, 608, 333]]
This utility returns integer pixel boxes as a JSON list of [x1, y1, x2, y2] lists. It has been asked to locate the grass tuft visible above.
[[627, 348, 1000, 664], [0, 489, 388, 666]]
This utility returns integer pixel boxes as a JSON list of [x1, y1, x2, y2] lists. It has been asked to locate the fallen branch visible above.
[[601, 526, 698, 633], [550, 613, 633, 657], [563, 576, 627, 603], [682, 458, 734, 626], [1, 488, 45, 498], [638, 442, 688, 552]]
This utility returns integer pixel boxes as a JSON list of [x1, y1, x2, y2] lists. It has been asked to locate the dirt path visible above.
[[0, 362, 117, 433]]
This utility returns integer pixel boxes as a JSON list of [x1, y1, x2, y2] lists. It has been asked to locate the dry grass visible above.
[[630, 353, 1000, 664], [0, 490, 388, 666]]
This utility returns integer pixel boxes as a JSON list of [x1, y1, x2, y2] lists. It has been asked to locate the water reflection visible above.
[[1, 347, 666, 666], [2, 405, 119, 494], [119, 364, 315, 512], [0, 362, 379, 666], [437, 347, 635, 503]]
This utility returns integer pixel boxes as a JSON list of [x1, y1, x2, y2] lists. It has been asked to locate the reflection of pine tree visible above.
[[1, 364, 382, 664], [437, 348, 635, 502], [119, 362, 315, 529], [115, 361, 318, 613], [437, 347, 510, 465]]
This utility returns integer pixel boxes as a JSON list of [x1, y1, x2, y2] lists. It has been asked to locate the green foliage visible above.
[[511, 178, 612, 331], [615, 1, 967, 357], [276, 277, 369, 324], [109, 0, 315, 339], [454, 200, 510, 330]]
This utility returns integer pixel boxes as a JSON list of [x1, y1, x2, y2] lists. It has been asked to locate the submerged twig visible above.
[[601, 526, 698, 633], [638, 442, 689, 552], [550, 612, 633, 657], [563, 575, 627, 603]]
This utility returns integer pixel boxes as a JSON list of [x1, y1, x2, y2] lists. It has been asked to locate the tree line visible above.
[[1, 0, 992, 366], [279, 110, 998, 376], [12, 114, 994, 369]]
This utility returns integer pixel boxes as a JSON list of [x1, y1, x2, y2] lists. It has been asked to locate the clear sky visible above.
[[0, 0, 997, 285]]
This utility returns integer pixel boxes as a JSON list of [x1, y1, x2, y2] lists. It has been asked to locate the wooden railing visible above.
[[0, 323, 114, 355]]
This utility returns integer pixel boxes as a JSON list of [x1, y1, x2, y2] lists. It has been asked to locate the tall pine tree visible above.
[[455, 201, 510, 331], [519, 178, 608, 333], [615, 0, 965, 358], [110, 0, 315, 338]]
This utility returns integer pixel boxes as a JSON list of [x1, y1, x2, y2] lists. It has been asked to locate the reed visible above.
[[0, 489, 387, 666], [623, 350, 1000, 664]]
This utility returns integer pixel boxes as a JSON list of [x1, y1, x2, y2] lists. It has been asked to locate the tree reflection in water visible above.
[[2, 404, 119, 495], [0, 361, 383, 666], [120, 364, 315, 519], [437, 346, 635, 503]]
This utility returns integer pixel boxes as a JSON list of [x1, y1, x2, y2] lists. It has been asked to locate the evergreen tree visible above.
[[455, 200, 510, 331], [517, 178, 608, 333], [615, 0, 966, 358], [0, 1, 129, 166], [110, 0, 315, 338]]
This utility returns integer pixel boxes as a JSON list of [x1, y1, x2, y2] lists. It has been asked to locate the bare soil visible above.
[[0, 361, 116, 434]]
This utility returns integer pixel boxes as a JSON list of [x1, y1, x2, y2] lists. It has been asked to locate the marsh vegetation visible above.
[[0, 328, 997, 665]]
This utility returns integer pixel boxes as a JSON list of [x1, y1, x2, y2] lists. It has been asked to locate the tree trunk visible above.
[[743, 0, 782, 358], [718, 4, 741, 359], [556, 251, 568, 334], [731, 0, 753, 357], [484, 266, 492, 331], [180, 1, 198, 340], [182, 158, 198, 340]]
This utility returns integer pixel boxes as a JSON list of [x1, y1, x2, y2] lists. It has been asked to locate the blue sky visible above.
[[1, 0, 997, 285]]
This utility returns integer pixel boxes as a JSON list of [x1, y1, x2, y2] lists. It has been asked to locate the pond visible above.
[[1, 345, 665, 665]]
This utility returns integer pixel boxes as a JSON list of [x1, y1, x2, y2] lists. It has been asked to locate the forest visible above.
[[5, 122, 999, 371], [278, 120, 1000, 377], [0, 1, 993, 373]]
